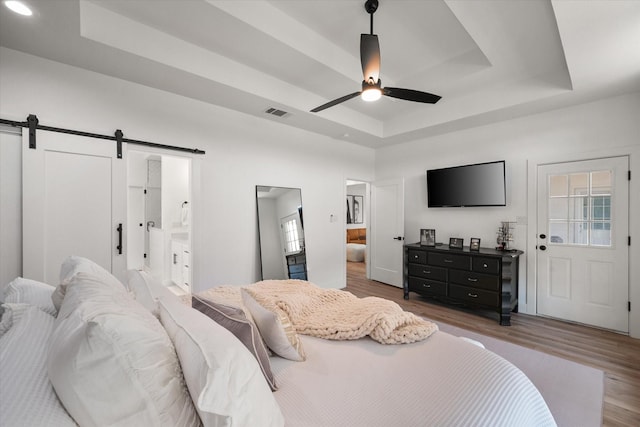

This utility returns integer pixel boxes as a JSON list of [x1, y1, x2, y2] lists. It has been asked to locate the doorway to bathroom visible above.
[[127, 151, 192, 293]]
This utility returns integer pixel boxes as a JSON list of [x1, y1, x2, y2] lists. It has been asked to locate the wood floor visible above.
[[346, 261, 640, 427]]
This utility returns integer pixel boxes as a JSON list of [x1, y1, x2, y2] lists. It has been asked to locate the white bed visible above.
[[0, 257, 556, 427], [272, 335, 553, 426]]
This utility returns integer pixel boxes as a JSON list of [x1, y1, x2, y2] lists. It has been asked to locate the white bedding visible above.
[[1, 264, 556, 427], [346, 243, 366, 262], [271, 332, 556, 427]]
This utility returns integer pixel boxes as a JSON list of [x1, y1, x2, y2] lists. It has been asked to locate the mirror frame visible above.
[[256, 185, 306, 281]]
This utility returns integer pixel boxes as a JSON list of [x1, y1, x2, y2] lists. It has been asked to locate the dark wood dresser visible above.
[[286, 252, 307, 280], [403, 243, 523, 325]]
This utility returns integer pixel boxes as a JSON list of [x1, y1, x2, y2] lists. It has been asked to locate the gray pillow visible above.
[[192, 295, 277, 391]]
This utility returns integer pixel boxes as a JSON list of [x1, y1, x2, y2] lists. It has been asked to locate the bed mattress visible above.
[[270, 331, 555, 427]]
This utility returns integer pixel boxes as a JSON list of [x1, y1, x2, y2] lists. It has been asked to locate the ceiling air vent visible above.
[[264, 107, 290, 118]]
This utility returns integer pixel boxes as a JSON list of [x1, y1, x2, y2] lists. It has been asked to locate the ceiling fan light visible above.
[[361, 87, 381, 102], [4, 1, 32, 16]]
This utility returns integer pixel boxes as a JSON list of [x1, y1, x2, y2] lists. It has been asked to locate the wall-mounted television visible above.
[[426, 160, 506, 207]]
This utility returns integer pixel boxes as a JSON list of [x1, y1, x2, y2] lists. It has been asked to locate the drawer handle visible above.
[[422, 270, 431, 274], [413, 255, 419, 259], [467, 278, 478, 282], [444, 259, 453, 263], [422, 284, 431, 288], [483, 263, 488, 268], [468, 293, 478, 298]]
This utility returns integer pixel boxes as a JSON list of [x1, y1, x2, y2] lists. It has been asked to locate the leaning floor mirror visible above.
[[256, 186, 307, 281]]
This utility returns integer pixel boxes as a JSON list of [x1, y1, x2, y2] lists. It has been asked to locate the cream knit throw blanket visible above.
[[243, 280, 438, 344]]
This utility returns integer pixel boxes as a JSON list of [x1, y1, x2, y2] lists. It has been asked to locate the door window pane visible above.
[[548, 198, 568, 220], [549, 175, 568, 197], [568, 222, 589, 245], [569, 173, 589, 196], [547, 170, 614, 248], [571, 196, 587, 221], [591, 222, 611, 246], [592, 171, 611, 195], [591, 196, 611, 220], [549, 222, 568, 245]]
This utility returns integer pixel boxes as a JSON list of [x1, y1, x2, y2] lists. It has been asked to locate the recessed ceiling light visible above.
[[4, 1, 32, 16]]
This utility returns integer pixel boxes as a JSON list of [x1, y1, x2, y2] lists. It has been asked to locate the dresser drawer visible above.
[[449, 269, 500, 291], [428, 252, 470, 270], [449, 285, 498, 307], [408, 264, 447, 281], [408, 278, 447, 297], [287, 254, 306, 265], [472, 257, 500, 275], [289, 263, 306, 274], [407, 249, 427, 264]]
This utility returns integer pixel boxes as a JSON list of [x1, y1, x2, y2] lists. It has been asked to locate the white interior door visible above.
[[536, 157, 629, 332], [370, 178, 404, 287], [22, 130, 126, 284]]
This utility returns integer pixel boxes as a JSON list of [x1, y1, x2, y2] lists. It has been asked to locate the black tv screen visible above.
[[427, 161, 506, 207]]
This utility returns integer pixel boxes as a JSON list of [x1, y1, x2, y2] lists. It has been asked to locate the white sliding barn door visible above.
[[22, 130, 126, 284]]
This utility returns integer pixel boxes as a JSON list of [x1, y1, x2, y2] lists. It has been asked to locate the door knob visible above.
[[539, 245, 547, 251]]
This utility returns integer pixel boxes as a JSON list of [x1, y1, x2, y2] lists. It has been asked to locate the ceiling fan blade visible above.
[[383, 87, 441, 104], [310, 91, 362, 112], [360, 34, 380, 83]]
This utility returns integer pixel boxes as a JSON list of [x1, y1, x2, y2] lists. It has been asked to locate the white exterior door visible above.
[[536, 157, 629, 332], [22, 130, 127, 284], [370, 178, 405, 287]]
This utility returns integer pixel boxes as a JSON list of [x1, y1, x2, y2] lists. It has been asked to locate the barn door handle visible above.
[[116, 223, 123, 254]]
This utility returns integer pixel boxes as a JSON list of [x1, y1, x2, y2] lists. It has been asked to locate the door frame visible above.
[[526, 146, 639, 338], [344, 178, 371, 281], [125, 147, 198, 289]]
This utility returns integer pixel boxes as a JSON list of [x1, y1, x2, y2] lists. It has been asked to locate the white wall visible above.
[[376, 92, 640, 337], [0, 128, 22, 286], [2, 47, 638, 338], [0, 47, 375, 291]]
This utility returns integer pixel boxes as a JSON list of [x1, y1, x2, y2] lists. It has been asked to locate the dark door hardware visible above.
[[116, 223, 123, 255]]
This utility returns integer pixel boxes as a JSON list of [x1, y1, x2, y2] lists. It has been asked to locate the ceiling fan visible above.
[[310, 0, 441, 113]]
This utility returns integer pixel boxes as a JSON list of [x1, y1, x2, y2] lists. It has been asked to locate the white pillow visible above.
[[2, 277, 57, 316], [0, 305, 77, 427], [48, 273, 200, 427], [241, 289, 306, 361], [52, 256, 126, 311], [126, 269, 178, 316], [158, 296, 284, 427]]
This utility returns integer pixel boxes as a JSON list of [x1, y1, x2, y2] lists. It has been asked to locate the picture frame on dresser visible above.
[[449, 237, 463, 250], [470, 238, 481, 251], [420, 229, 436, 247]]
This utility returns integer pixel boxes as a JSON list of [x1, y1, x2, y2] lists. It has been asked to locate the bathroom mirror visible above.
[[256, 186, 306, 281]]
